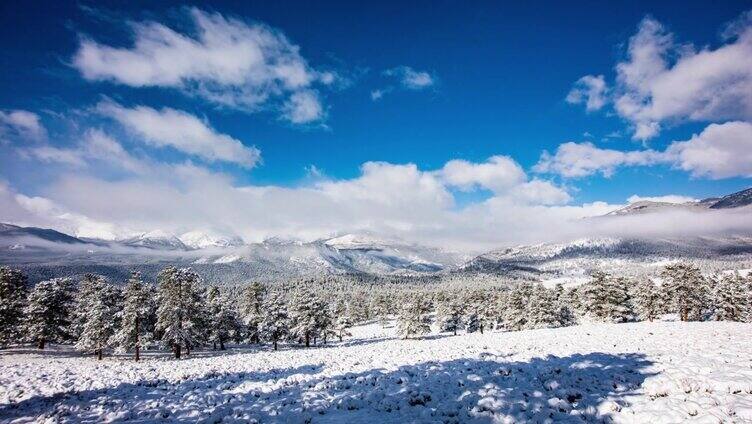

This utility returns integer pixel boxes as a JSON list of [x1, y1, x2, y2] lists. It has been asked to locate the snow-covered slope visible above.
[[119, 230, 188, 251], [178, 230, 244, 249], [605, 186, 752, 216], [2, 321, 751, 423]]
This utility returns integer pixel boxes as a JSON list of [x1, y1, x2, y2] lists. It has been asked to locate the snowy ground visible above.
[[1, 321, 752, 423]]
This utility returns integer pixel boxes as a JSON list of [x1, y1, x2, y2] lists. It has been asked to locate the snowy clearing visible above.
[[1, 321, 752, 423]]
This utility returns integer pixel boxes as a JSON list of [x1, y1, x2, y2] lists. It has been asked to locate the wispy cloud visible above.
[[371, 66, 436, 100], [73, 7, 334, 124]]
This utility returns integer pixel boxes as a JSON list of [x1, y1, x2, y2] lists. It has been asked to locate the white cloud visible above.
[[438, 155, 527, 193], [627, 194, 697, 204], [534, 142, 665, 178], [386, 66, 435, 89], [568, 13, 752, 140], [665, 121, 752, 179], [536, 121, 752, 180], [566, 75, 607, 111], [0, 110, 47, 141], [282, 90, 325, 124], [73, 8, 330, 123], [98, 100, 261, 168]]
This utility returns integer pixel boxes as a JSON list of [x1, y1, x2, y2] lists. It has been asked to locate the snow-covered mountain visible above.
[[179, 230, 244, 249], [119, 230, 187, 251], [605, 187, 752, 216]]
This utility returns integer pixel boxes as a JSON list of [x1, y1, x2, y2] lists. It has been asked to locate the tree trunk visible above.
[[213, 342, 217, 350], [273, 339, 278, 350], [338, 333, 343, 342], [135, 345, 140, 362], [480, 324, 484, 335], [305, 333, 310, 348], [135, 316, 140, 361], [97, 349, 103, 360], [220, 340, 225, 350], [453, 328, 457, 336], [185, 343, 191, 356], [37, 338, 45, 350], [174, 344, 181, 359]]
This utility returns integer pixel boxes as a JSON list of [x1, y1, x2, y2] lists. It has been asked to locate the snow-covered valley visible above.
[[2, 320, 751, 423]]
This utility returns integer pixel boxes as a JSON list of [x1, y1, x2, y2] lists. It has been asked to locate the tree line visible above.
[[0, 262, 750, 360]]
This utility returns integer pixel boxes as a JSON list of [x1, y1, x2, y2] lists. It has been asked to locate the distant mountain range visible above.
[[604, 187, 752, 216], [1, 187, 750, 284]]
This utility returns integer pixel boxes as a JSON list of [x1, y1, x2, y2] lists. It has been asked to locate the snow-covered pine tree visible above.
[[527, 284, 561, 329], [661, 263, 708, 321], [606, 277, 633, 323], [436, 295, 464, 335], [316, 299, 336, 344], [503, 282, 532, 331], [631, 279, 661, 322], [75, 279, 120, 360], [0, 267, 28, 348], [206, 286, 240, 350], [288, 286, 319, 347], [396, 294, 432, 339], [463, 290, 489, 334], [241, 281, 265, 343], [712, 273, 747, 322], [155, 267, 203, 358], [24, 278, 76, 349], [112, 271, 153, 360], [71, 273, 107, 340], [369, 293, 391, 328], [581, 271, 611, 321], [333, 299, 353, 341], [259, 291, 289, 350]]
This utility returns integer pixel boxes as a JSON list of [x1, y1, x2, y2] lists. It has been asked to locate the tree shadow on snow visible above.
[[1, 352, 655, 423]]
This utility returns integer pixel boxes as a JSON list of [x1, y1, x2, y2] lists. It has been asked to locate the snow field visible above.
[[1, 321, 751, 423]]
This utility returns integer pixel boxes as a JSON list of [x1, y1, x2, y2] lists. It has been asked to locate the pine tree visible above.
[[606, 277, 633, 323], [112, 272, 153, 360], [333, 299, 353, 341], [75, 280, 119, 360], [632, 279, 661, 322], [259, 291, 289, 350], [463, 290, 490, 334], [712, 273, 747, 322], [155, 267, 203, 358], [241, 282, 265, 343], [370, 293, 391, 327], [0, 267, 28, 348], [581, 271, 611, 321], [436, 295, 463, 335], [288, 287, 318, 347], [71, 274, 107, 340], [206, 286, 239, 350], [527, 284, 561, 329], [396, 295, 431, 339], [503, 283, 532, 331], [24, 278, 75, 349], [661, 263, 708, 321]]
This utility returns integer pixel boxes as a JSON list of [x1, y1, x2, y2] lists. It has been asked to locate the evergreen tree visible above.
[[112, 272, 153, 360], [206, 286, 240, 350], [712, 273, 747, 322], [581, 271, 611, 321], [527, 284, 561, 329], [75, 280, 119, 360], [369, 293, 391, 327], [24, 278, 75, 349], [288, 287, 318, 347], [463, 290, 492, 334], [632, 279, 661, 322], [436, 295, 463, 335], [333, 299, 353, 341], [259, 292, 289, 350], [606, 277, 633, 323], [155, 267, 203, 358], [241, 282, 265, 343], [503, 283, 532, 331], [71, 274, 107, 340], [396, 295, 431, 339], [0, 267, 28, 348], [661, 263, 708, 321]]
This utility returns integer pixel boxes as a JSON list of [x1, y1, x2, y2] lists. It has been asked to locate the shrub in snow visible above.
[[436, 293, 464, 335], [711, 273, 748, 322], [0, 267, 28, 348], [24, 277, 76, 349]]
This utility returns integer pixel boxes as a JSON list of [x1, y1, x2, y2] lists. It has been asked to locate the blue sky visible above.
[[0, 1, 751, 248]]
